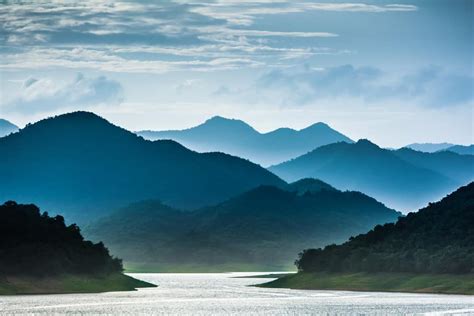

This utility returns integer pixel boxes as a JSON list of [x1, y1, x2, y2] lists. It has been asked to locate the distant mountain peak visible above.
[[404, 142, 455, 153], [355, 139, 380, 148], [0, 118, 20, 137], [206, 115, 243, 124], [55, 111, 109, 122], [288, 178, 337, 194], [303, 122, 330, 130], [137, 116, 353, 166], [199, 115, 256, 132], [19, 111, 120, 137]]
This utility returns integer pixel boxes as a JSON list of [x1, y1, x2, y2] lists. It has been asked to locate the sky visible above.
[[0, 0, 473, 147]]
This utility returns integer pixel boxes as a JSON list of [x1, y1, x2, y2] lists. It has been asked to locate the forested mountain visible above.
[[85, 179, 400, 271], [0, 119, 19, 137], [404, 143, 454, 153], [0, 112, 284, 222], [296, 182, 474, 274], [137, 116, 353, 166], [445, 144, 474, 155], [270, 140, 472, 212], [0, 201, 121, 276], [393, 148, 474, 184]]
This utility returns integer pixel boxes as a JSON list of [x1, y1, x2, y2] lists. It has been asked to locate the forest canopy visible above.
[[0, 201, 122, 276], [296, 182, 474, 274]]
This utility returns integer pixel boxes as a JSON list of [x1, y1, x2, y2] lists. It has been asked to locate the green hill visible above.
[[0, 201, 154, 295], [295, 182, 474, 274], [261, 183, 474, 294], [85, 179, 400, 272]]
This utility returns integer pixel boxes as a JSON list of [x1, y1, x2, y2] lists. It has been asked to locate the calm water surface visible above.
[[1, 273, 473, 315]]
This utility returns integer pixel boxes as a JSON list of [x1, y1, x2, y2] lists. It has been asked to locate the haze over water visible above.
[[1, 273, 473, 315]]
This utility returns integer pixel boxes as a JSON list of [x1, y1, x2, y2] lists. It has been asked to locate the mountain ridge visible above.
[[85, 179, 401, 271], [0, 111, 285, 222], [137, 116, 353, 166], [0, 118, 19, 137], [270, 139, 472, 212]]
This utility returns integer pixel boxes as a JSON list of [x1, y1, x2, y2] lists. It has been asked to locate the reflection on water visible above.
[[0, 273, 473, 315]]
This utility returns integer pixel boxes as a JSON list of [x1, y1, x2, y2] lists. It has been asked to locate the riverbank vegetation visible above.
[[0, 201, 155, 295], [261, 183, 474, 295]]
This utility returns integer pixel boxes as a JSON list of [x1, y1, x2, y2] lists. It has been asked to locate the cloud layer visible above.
[[7, 73, 124, 114], [1, 1, 416, 73], [213, 64, 473, 108]]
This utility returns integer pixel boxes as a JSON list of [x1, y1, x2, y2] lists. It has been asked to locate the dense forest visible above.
[[296, 182, 474, 274], [85, 179, 400, 270], [0, 201, 122, 276]]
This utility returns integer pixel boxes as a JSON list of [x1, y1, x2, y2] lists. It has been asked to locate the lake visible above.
[[1, 273, 473, 315]]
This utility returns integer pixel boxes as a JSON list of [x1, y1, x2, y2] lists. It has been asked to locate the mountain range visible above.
[[0, 112, 284, 222], [270, 140, 474, 212], [0, 119, 19, 137], [85, 178, 401, 271], [404, 143, 473, 155], [137, 116, 353, 166], [404, 142, 454, 153], [444, 144, 474, 155]]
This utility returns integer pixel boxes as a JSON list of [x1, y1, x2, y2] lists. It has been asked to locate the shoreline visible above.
[[257, 272, 474, 295], [0, 273, 156, 295]]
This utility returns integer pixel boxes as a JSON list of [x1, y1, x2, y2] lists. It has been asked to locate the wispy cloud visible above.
[[0, 1, 415, 73], [5, 73, 124, 114], [218, 64, 474, 107]]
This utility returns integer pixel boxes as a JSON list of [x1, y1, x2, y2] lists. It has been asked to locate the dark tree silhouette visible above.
[[296, 182, 474, 274], [0, 201, 122, 277]]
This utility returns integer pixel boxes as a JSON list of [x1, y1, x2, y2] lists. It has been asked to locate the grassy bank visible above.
[[0, 273, 156, 295], [259, 272, 474, 295]]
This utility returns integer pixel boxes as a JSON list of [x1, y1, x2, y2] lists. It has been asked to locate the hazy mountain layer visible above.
[[0, 112, 284, 222], [0, 119, 19, 137], [137, 116, 353, 166], [445, 144, 474, 155], [85, 179, 400, 271], [269, 140, 472, 212], [404, 142, 454, 153]]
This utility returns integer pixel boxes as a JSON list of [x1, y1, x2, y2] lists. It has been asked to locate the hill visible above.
[[0, 112, 284, 222], [445, 144, 474, 155], [261, 183, 474, 294], [0, 119, 19, 137], [393, 148, 474, 185], [269, 140, 472, 212], [404, 143, 454, 153], [85, 179, 400, 271], [0, 201, 154, 294], [137, 116, 353, 166], [294, 182, 474, 274]]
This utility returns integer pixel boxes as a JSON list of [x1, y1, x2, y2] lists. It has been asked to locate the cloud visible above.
[[6, 73, 124, 114], [252, 65, 474, 107], [0, 1, 414, 73]]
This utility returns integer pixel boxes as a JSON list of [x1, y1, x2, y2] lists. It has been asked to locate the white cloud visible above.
[[214, 65, 474, 108], [6, 73, 124, 114], [0, 1, 413, 73]]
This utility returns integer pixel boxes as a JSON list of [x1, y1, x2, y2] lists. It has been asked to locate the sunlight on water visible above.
[[1, 273, 473, 315]]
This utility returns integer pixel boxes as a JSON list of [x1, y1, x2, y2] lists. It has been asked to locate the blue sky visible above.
[[0, 0, 472, 147]]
